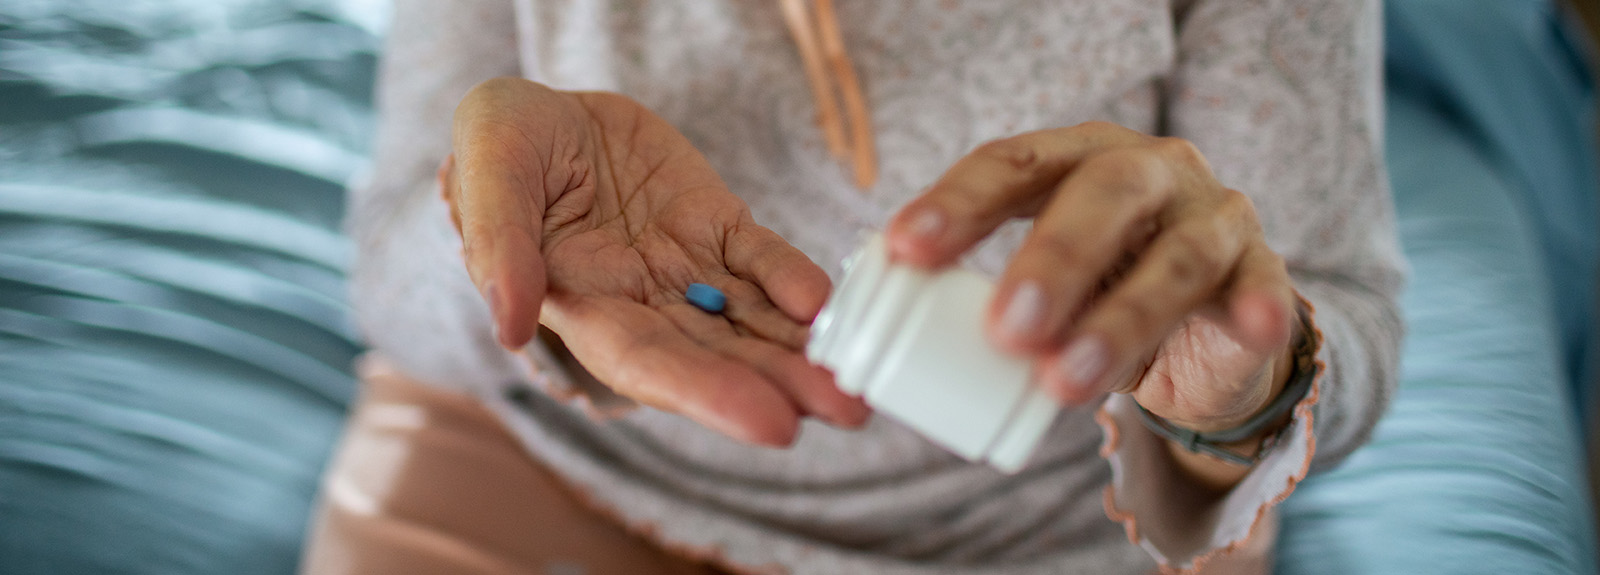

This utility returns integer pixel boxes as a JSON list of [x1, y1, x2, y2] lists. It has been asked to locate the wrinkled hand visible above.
[[445, 78, 868, 446], [885, 122, 1298, 434]]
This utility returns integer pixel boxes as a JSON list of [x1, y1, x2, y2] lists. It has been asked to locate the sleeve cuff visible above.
[[1095, 300, 1326, 574]]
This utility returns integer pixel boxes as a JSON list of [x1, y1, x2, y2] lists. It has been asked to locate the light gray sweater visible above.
[[347, 1, 1405, 573]]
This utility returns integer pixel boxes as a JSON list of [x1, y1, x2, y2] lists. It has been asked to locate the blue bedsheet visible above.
[[1276, 83, 1596, 575], [1384, 0, 1599, 417], [1278, 2, 1599, 573], [0, 1, 373, 572]]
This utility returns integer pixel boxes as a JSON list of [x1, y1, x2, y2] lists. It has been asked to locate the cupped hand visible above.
[[885, 122, 1299, 434], [445, 78, 869, 446]]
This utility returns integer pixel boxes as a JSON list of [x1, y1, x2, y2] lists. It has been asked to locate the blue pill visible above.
[[686, 283, 726, 313]]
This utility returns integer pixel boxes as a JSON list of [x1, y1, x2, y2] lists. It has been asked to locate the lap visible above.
[[300, 358, 726, 575]]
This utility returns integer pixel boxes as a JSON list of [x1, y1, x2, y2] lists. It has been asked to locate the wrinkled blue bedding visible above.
[[1278, 3, 1598, 573], [0, 2, 371, 572]]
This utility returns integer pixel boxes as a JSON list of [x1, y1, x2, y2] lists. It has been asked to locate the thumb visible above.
[[449, 78, 565, 350], [1218, 245, 1295, 357]]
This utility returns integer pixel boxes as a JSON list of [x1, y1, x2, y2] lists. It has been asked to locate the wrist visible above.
[[1146, 299, 1316, 466], [1155, 298, 1318, 493], [1154, 339, 1295, 437], [1190, 319, 1300, 435]]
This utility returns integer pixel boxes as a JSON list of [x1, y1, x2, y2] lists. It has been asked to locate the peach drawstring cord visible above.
[[778, 0, 878, 189]]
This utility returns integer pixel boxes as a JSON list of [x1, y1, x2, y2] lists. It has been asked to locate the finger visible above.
[[451, 78, 568, 349], [884, 122, 1146, 268], [710, 277, 812, 350], [438, 154, 464, 236], [662, 304, 871, 428], [1038, 195, 1253, 404], [1218, 243, 1296, 354], [544, 294, 804, 446], [988, 146, 1176, 354], [722, 222, 833, 323]]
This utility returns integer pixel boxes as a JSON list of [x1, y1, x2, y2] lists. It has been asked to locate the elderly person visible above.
[[302, 1, 1403, 573]]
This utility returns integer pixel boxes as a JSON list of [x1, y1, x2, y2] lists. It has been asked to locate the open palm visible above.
[[445, 78, 867, 445]]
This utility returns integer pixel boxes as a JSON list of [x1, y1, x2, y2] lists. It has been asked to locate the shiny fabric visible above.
[[0, 1, 373, 572], [1276, 79, 1599, 575], [1276, 5, 1599, 573], [301, 359, 731, 575]]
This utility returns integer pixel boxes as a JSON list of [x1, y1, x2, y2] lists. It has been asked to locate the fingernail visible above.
[[1057, 336, 1109, 396], [483, 282, 502, 317], [483, 283, 510, 347], [436, 155, 454, 198], [999, 280, 1046, 340], [906, 207, 945, 240]]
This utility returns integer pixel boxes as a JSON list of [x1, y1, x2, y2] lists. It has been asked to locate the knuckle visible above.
[[1216, 187, 1251, 210], [1071, 121, 1149, 149], [927, 182, 992, 223], [1082, 149, 1164, 199], [973, 138, 1041, 172], [1162, 231, 1227, 283], [1218, 188, 1263, 229], [1160, 245, 1208, 286], [1028, 231, 1088, 269], [1152, 137, 1208, 170], [1073, 120, 1125, 139]]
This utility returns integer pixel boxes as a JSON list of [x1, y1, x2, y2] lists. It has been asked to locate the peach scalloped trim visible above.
[[1097, 294, 1328, 575]]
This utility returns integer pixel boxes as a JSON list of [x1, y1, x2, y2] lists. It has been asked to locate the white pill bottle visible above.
[[807, 234, 1059, 473]]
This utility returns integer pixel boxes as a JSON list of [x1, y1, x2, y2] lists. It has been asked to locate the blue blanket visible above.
[[1278, 2, 1599, 573], [0, 2, 370, 572]]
